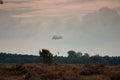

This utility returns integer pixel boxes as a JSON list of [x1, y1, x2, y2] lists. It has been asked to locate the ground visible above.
[[0, 63, 120, 80]]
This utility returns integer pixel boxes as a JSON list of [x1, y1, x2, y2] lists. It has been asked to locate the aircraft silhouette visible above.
[[52, 35, 63, 40]]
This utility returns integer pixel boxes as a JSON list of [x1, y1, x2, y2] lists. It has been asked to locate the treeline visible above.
[[54, 50, 120, 65], [0, 52, 40, 63], [53, 55, 120, 65], [0, 51, 120, 65]]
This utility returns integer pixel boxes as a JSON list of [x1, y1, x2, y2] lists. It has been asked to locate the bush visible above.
[[9, 64, 27, 75], [41, 71, 60, 80], [22, 72, 35, 80], [62, 70, 84, 80], [0, 77, 5, 80], [109, 71, 120, 80], [79, 63, 102, 75]]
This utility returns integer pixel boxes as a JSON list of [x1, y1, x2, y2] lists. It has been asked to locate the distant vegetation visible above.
[[39, 49, 53, 65], [0, 49, 120, 65], [0, 64, 120, 80], [0, 52, 39, 63]]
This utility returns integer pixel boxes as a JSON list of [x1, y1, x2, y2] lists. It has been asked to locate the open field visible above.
[[0, 63, 120, 80]]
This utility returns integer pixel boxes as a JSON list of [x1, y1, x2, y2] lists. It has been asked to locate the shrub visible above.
[[41, 71, 60, 80], [99, 75, 110, 80], [103, 66, 120, 80], [0, 77, 5, 80], [79, 63, 102, 75], [22, 72, 35, 80], [9, 64, 27, 75], [62, 70, 84, 80], [109, 71, 120, 80], [89, 76, 101, 80]]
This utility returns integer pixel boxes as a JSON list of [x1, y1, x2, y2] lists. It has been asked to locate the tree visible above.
[[39, 49, 53, 64], [76, 52, 82, 57], [83, 53, 90, 57], [67, 50, 77, 58]]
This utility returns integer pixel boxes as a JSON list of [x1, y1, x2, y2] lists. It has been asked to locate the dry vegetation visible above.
[[0, 63, 120, 80]]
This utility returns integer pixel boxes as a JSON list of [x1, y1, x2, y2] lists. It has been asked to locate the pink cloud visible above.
[[0, 0, 120, 17]]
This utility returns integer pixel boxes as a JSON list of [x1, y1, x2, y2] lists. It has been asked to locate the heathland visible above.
[[0, 63, 120, 80]]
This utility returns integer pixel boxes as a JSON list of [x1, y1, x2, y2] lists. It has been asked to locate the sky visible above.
[[0, 0, 120, 56]]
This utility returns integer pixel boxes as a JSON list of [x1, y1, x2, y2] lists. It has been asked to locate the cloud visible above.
[[3, 0, 40, 4], [0, 10, 40, 38], [0, 0, 119, 17], [0, 1, 120, 41], [0, 10, 20, 37], [78, 7, 120, 43], [0, 3, 120, 56]]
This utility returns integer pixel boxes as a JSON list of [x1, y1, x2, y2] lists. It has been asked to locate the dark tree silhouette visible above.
[[39, 49, 53, 64], [67, 50, 77, 58], [83, 53, 90, 57], [76, 52, 82, 57]]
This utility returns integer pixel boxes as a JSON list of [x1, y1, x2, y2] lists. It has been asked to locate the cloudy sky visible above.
[[0, 0, 120, 56]]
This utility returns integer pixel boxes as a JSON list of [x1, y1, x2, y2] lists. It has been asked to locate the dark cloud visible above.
[[0, 0, 3, 4]]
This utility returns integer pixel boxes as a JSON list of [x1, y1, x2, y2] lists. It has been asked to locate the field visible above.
[[0, 63, 120, 80]]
